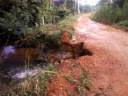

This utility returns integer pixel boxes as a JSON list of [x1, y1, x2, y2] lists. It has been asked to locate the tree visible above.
[[0, 0, 32, 36], [77, 0, 80, 14], [0, 0, 54, 36]]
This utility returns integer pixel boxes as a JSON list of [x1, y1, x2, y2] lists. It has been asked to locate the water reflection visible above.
[[2, 45, 16, 59], [0, 46, 40, 82], [8, 66, 41, 80]]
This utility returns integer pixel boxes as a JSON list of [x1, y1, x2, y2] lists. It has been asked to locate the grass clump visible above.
[[76, 71, 90, 96], [9, 63, 57, 96], [58, 15, 79, 27], [64, 69, 90, 96], [64, 74, 78, 84]]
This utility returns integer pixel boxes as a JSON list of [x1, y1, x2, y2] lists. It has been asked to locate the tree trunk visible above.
[[64, 0, 67, 10], [77, 0, 80, 14], [42, 15, 45, 26], [75, 0, 77, 10]]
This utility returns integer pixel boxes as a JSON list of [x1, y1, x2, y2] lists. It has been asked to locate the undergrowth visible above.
[[76, 71, 90, 96], [58, 15, 79, 27], [8, 15, 79, 95], [64, 69, 90, 96], [17, 15, 78, 48], [9, 63, 58, 96], [92, 2, 128, 28]]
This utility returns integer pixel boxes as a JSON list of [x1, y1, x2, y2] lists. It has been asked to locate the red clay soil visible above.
[[46, 14, 128, 96]]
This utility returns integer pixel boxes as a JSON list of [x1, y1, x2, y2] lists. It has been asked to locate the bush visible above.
[[118, 20, 128, 27], [45, 28, 63, 49], [0, 6, 31, 35], [92, 2, 128, 29], [92, 3, 124, 24], [9, 63, 56, 96]]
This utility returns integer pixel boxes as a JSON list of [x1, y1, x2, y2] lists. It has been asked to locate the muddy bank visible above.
[[36, 31, 92, 64], [0, 29, 93, 95]]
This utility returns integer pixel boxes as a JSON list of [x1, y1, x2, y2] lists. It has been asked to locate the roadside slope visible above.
[[47, 14, 128, 96]]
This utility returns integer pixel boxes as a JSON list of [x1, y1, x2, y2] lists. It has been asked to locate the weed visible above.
[[64, 74, 78, 84], [118, 20, 128, 27], [8, 63, 56, 96], [64, 68, 90, 96], [95, 84, 113, 96], [76, 70, 90, 96], [92, 2, 128, 28], [58, 15, 79, 27]]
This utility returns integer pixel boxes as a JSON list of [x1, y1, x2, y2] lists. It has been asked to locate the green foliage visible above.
[[92, 2, 128, 24], [16, 26, 46, 47], [0, 0, 52, 35], [92, 3, 122, 23], [16, 16, 76, 48], [64, 69, 90, 96], [0, 0, 77, 36], [57, 15, 77, 40], [92, 0, 128, 28], [118, 20, 128, 27], [0, 6, 31, 35], [58, 15, 78, 27], [0, 0, 77, 48], [45, 27, 63, 49], [122, 3, 128, 20], [76, 71, 90, 96], [16, 25, 62, 48]]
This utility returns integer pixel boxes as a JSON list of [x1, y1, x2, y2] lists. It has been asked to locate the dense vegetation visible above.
[[0, 0, 95, 47], [0, 0, 80, 46], [92, 0, 128, 28]]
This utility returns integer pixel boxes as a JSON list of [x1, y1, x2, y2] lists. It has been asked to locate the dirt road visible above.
[[47, 14, 128, 96]]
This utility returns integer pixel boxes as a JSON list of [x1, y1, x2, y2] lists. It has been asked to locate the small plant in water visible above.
[[9, 63, 56, 96]]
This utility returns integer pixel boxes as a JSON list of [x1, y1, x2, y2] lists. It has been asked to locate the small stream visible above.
[[0, 45, 41, 83]]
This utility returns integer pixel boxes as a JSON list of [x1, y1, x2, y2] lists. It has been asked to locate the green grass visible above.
[[58, 15, 79, 27], [64, 69, 90, 96], [76, 71, 90, 96]]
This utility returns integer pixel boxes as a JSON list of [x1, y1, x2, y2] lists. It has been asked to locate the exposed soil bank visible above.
[[46, 13, 128, 96]]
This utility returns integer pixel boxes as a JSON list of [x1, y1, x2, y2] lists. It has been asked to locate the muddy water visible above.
[[0, 46, 41, 83], [0, 46, 42, 95]]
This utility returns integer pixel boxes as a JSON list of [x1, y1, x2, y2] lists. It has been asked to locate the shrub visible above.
[[118, 20, 128, 27], [92, 3, 123, 24], [92, 1, 128, 29], [0, 6, 31, 35], [9, 63, 56, 96], [45, 29, 63, 49]]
